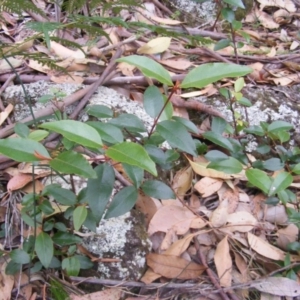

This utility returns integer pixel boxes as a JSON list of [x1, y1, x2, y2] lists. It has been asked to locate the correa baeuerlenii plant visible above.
[[0, 55, 275, 276]]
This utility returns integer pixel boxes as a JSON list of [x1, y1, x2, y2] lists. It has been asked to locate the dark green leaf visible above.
[[181, 63, 252, 89], [10, 249, 30, 264], [246, 169, 272, 194], [256, 144, 270, 154], [207, 157, 243, 174], [74, 255, 94, 269], [172, 116, 199, 134], [15, 123, 30, 138], [144, 144, 167, 165], [40, 120, 102, 148], [267, 121, 293, 133], [214, 39, 230, 51], [105, 186, 138, 219], [116, 55, 173, 86], [108, 113, 146, 133], [265, 197, 279, 205], [211, 117, 227, 134], [203, 131, 234, 152], [87, 122, 123, 144], [86, 164, 114, 222], [156, 120, 197, 156], [39, 200, 55, 215], [263, 158, 284, 171], [52, 232, 82, 246], [106, 142, 157, 176], [50, 151, 97, 179], [62, 257, 80, 276], [205, 150, 228, 162], [82, 210, 97, 232], [44, 184, 77, 206], [35, 232, 53, 268], [73, 206, 88, 231], [221, 7, 235, 22], [86, 105, 113, 118], [0, 138, 50, 162], [123, 163, 144, 188], [144, 86, 165, 118], [244, 125, 265, 136], [141, 180, 176, 199], [5, 261, 22, 275]]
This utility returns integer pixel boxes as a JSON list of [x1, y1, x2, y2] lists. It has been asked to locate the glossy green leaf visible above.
[[50, 151, 97, 178], [205, 150, 228, 162], [87, 122, 123, 144], [267, 121, 293, 133], [28, 130, 49, 141], [0, 138, 50, 162], [10, 249, 30, 264], [44, 184, 77, 206], [40, 120, 102, 149], [172, 116, 199, 134], [123, 163, 144, 188], [268, 172, 293, 196], [116, 55, 173, 86], [52, 232, 82, 246], [246, 169, 272, 194], [106, 142, 157, 176], [214, 39, 230, 51], [62, 257, 80, 276], [73, 206, 88, 231], [263, 158, 284, 171], [156, 120, 197, 156], [223, 0, 245, 8], [211, 117, 227, 134], [105, 186, 138, 219], [141, 180, 176, 199], [143, 86, 165, 118], [35, 232, 53, 268], [181, 63, 252, 89], [86, 104, 113, 118], [86, 164, 114, 222], [208, 157, 243, 174], [15, 123, 30, 138], [203, 131, 234, 152], [108, 113, 146, 133]]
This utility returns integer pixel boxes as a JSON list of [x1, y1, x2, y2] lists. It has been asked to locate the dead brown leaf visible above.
[[70, 288, 122, 300], [172, 166, 193, 197], [194, 177, 223, 198]]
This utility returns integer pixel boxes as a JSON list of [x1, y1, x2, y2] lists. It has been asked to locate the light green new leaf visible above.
[[35, 232, 53, 268], [105, 186, 138, 219], [208, 157, 243, 174], [0, 138, 51, 162], [156, 120, 197, 156], [62, 257, 80, 276], [28, 130, 49, 141], [73, 206, 88, 231], [246, 169, 272, 194], [268, 172, 293, 197], [40, 120, 102, 149], [292, 163, 300, 175], [106, 142, 157, 176], [141, 180, 176, 199], [181, 63, 252, 89], [234, 77, 245, 92], [50, 151, 97, 178], [116, 55, 173, 86]]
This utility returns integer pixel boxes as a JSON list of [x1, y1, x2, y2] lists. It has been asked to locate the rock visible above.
[[81, 210, 152, 280]]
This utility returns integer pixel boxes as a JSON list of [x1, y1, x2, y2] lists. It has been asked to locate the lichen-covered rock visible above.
[[81, 210, 152, 280]]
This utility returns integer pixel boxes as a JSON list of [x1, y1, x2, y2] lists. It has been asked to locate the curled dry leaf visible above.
[[194, 177, 223, 198], [0, 104, 13, 126], [140, 268, 161, 284], [147, 253, 205, 280], [7, 173, 33, 191], [223, 211, 257, 233], [217, 185, 239, 214], [214, 235, 232, 287], [210, 199, 229, 228], [172, 166, 193, 197], [276, 224, 298, 251], [50, 41, 85, 59]]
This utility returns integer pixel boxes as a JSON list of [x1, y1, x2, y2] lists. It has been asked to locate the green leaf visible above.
[[205, 150, 228, 162], [223, 0, 245, 8], [86, 105, 113, 118], [156, 120, 197, 156], [15, 123, 30, 138], [181, 63, 252, 89], [246, 169, 272, 194], [39, 200, 55, 215], [10, 249, 30, 264], [86, 164, 114, 222], [52, 232, 82, 246], [123, 163, 144, 188], [87, 122, 123, 144], [144, 144, 168, 165], [263, 158, 284, 171], [74, 255, 94, 269], [214, 39, 230, 51], [143, 86, 165, 118], [292, 163, 300, 174], [265, 197, 279, 205], [268, 172, 293, 196], [44, 184, 77, 206], [256, 144, 270, 154], [207, 157, 243, 174], [234, 78, 244, 92], [211, 117, 227, 134], [28, 130, 49, 141], [276, 131, 290, 143], [237, 97, 252, 107], [73, 206, 88, 231], [62, 257, 80, 276], [50, 151, 97, 178], [0, 138, 51, 162], [116, 55, 173, 86], [267, 121, 293, 133], [40, 120, 102, 149], [172, 116, 199, 134], [244, 125, 265, 136], [35, 232, 53, 268], [141, 180, 176, 199], [221, 7, 235, 22], [108, 113, 146, 133], [105, 186, 138, 219], [5, 261, 22, 275], [106, 142, 157, 176], [203, 131, 234, 152]]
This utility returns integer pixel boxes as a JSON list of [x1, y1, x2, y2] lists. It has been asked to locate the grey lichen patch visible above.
[[82, 210, 152, 280]]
